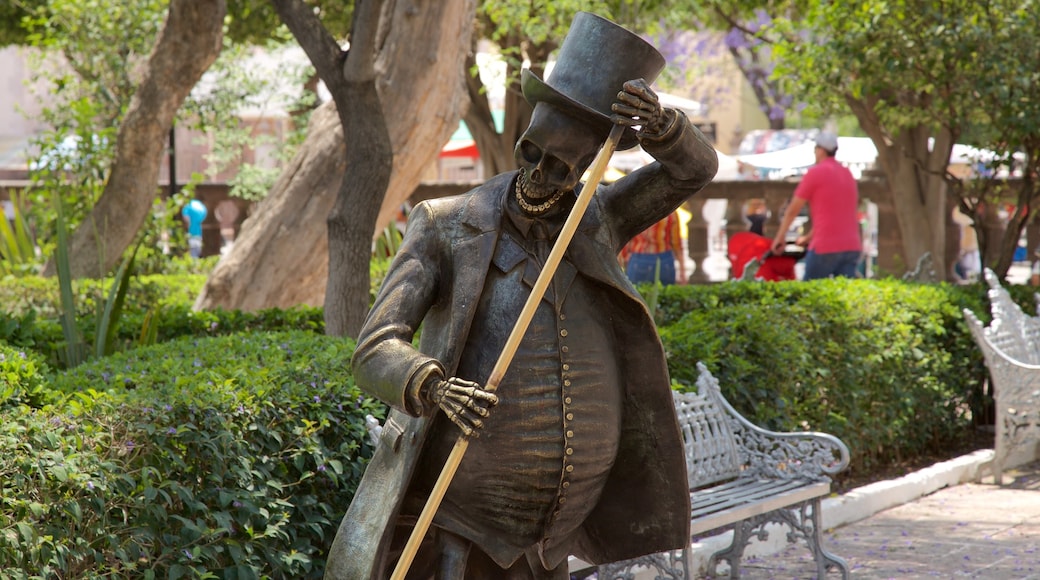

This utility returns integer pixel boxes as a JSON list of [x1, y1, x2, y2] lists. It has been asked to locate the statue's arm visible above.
[[351, 202, 444, 414], [601, 81, 719, 246], [351, 203, 498, 435]]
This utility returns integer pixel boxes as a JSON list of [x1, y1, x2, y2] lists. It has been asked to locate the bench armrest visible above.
[[694, 363, 850, 481], [731, 418, 851, 480]]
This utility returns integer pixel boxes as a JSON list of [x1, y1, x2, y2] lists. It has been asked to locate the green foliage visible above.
[[0, 191, 40, 276], [0, 273, 324, 369], [181, 38, 316, 204], [51, 193, 142, 369], [0, 330, 385, 578], [0, 0, 40, 47], [224, 1, 354, 45], [0, 274, 207, 320], [20, 0, 167, 251], [656, 278, 986, 474], [53, 192, 89, 367], [0, 342, 49, 409]]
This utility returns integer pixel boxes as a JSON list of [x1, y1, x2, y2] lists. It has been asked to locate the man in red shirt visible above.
[[771, 131, 861, 280]]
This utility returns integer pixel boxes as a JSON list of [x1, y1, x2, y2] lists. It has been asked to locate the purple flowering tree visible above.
[[655, 7, 798, 131]]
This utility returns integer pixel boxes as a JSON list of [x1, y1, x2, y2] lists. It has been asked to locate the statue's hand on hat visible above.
[[423, 376, 499, 437], [611, 78, 672, 136]]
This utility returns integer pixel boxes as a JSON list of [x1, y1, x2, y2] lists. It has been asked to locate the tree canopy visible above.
[[768, 0, 1040, 277]]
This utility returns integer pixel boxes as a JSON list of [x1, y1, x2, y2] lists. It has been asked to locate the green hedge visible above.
[[658, 278, 990, 474], [0, 273, 1023, 576], [0, 274, 208, 319], [0, 273, 324, 369], [0, 331, 384, 579]]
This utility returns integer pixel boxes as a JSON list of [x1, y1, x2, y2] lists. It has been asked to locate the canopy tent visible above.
[[736, 137, 878, 180], [734, 136, 1021, 181], [610, 146, 741, 181]]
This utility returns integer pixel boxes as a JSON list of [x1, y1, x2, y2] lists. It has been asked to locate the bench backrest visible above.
[[673, 365, 744, 489], [967, 269, 1040, 366]]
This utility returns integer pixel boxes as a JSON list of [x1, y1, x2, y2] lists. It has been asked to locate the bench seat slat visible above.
[[689, 479, 831, 536]]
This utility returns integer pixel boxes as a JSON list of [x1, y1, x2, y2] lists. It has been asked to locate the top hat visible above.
[[521, 12, 666, 150]]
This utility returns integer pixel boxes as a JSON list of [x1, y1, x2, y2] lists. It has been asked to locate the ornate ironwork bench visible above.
[[597, 363, 850, 579], [963, 268, 1040, 485]]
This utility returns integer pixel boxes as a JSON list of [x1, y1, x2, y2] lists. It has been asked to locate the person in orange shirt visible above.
[[620, 211, 686, 284]]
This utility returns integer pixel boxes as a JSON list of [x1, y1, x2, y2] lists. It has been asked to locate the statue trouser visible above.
[[391, 526, 569, 580]]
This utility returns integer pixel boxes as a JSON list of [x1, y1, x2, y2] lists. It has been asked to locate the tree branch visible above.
[[272, 0, 347, 87], [343, 0, 388, 82]]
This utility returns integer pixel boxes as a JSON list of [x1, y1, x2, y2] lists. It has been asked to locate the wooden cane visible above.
[[389, 123, 626, 580]]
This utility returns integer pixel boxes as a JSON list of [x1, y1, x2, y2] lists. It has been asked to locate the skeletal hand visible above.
[[611, 78, 669, 135], [425, 376, 498, 437]]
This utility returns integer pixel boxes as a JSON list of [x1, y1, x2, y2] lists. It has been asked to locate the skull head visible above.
[[514, 103, 603, 202]]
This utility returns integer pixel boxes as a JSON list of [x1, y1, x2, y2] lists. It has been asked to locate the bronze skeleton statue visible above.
[[325, 12, 719, 580]]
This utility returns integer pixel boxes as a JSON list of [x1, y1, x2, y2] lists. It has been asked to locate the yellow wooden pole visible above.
[[389, 123, 625, 580]]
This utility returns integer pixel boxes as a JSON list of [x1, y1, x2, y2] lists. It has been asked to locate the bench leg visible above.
[[707, 500, 849, 579], [805, 498, 849, 579], [707, 520, 756, 579]]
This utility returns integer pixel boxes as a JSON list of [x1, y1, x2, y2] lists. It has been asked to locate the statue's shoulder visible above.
[[418, 171, 516, 227]]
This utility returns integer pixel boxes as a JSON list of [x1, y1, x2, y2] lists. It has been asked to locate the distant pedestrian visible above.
[[745, 198, 767, 236], [621, 211, 686, 285], [182, 198, 207, 258], [771, 131, 860, 280]]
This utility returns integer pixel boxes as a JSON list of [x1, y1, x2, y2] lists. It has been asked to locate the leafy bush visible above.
[[0, 342, 49, 409], [0, 274, 323, 370], [659, 278, 984, 474], [0, 274, 208, 319], [0, 330, 385, 579]]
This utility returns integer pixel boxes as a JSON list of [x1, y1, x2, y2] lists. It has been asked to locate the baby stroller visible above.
[[727, 231, 805, 281]]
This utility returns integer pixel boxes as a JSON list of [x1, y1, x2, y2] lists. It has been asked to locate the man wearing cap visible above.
[[325, 12, 718, 579], [771, 131, 861, 280]]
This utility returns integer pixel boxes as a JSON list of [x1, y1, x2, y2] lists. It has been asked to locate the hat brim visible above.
[[521, 69, 640, 151]]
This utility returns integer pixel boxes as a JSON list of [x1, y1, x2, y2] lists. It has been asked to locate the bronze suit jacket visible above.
[[325, 114, 718, 579]]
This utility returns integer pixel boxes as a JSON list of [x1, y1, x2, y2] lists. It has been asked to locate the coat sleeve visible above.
[[600, 110, 719, 248], [352, 201, 445, 414]]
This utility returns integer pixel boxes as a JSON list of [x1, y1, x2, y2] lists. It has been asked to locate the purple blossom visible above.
[[724, 28, 750, 50], [317, 464, 326, 472]]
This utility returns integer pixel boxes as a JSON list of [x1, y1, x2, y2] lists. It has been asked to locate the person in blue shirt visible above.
[[181, 198, 208, 258]]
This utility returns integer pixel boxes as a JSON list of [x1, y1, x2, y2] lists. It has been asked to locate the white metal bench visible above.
[[962, 268, 1040, 484], [597, 363, 850, 579]]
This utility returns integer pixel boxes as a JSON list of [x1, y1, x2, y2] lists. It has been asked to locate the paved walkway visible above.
[[717, 458, 1040, 579]]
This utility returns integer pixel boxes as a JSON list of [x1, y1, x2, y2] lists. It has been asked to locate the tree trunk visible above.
[[194, 0, 475, 334], [847, 95, 950, 279], [45, 0, 225, 278], [320, 0, 392, 338]]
